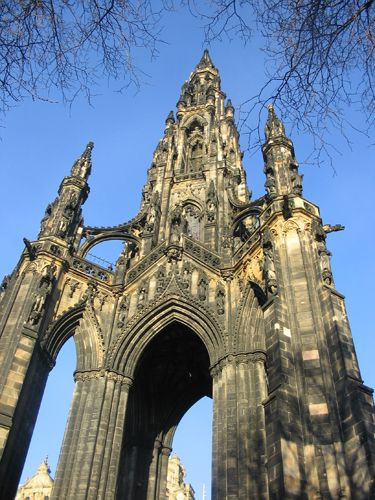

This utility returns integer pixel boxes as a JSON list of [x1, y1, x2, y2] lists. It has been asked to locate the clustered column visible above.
[[52, 370, 132, 500], [211, 352, 268, 499]]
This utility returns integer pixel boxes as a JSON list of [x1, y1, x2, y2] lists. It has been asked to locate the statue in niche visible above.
[[117, 296, 129, 329], [313, 221, 333, 285], [57, 217, 69, 238], [206, 180, 218, 222], [145, 191, 160, 233], [216, 289, 225, 315], [198, 275, 208, 302], [262, 230, 278, 295], [62, 192, 79, 229], [170, 204, 187, 245], [265, 173, 277, 197], [137, 283, 147, 309], [180, 263, 191, 290], [27, 263, 56, 325], [289, 161, 303, 195]]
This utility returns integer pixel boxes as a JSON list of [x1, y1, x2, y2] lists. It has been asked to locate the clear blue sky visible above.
[[1, 7, 374, 499]]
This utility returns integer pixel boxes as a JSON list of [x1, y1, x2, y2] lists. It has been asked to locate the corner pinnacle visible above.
[[265, 103, 286, 140]]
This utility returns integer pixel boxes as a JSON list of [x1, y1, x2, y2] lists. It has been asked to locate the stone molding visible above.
[[210, 350, 267, 377], [73, 368, 133, 386]]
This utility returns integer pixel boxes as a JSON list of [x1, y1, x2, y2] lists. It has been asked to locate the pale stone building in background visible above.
[[16, 455, 194, 500], [15, 459, 53, 500], [166, 454, 195, 500]]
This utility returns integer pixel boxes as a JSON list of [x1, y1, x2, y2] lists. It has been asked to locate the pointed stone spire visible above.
[[265, 104, 286, 140], [262, 104, 303, 198], [166, 110, 174, 124], [225, 99, 235, 120], [196, 49, 215, 70], [71, 141, 94, 180], [38, 143, 92, 245]]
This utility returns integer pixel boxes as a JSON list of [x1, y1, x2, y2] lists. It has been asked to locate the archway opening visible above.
[[84, 239, 126, 270], [18, 338, 76, 488], [118, 321, 212, 499], [172, 396, 212, 499]]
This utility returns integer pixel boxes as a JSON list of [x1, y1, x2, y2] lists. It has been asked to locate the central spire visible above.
[[177, 50, 221, 114], [196, 48, 215, 69]]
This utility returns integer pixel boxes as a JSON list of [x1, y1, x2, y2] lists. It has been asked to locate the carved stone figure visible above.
[[137, 283, 147, 309], [206, 180, 217, 222], [117, 297, 129, 329], [58, 218, 69, 238], [180, 263, 191, 290], [289, 161, 303, 195], [313, 220, 333, 285], [27, 263, 56, 325], [145, 191, 160, 233], [216, 289, 225, 315], [265, 174, 276, 197], [170, 204, 187, 245], [81, 280, 97, 304], [262, 230, 278, 295], [198, 276, 208, 302], [323, 224, 345, 233]]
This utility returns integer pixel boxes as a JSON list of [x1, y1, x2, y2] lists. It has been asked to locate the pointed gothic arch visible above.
[[42, 302, 104, 370], [181, 113, 207, 131], [109, 293, 226, 376], [116, 317, 213, 499]]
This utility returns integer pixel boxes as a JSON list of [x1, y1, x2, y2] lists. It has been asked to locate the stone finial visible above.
[[165, 110, 175, 125], [225, 99, 234, 119], [196, 49, 215, 69], [265, 103, 285, 140], [71, 141, 94, 179], [226, 99, 234, 111]]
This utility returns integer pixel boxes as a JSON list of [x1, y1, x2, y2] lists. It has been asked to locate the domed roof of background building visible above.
[[15, 458, 54, 500]]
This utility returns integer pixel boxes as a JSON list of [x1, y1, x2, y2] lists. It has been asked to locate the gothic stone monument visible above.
[[0, 51, 374, 499]]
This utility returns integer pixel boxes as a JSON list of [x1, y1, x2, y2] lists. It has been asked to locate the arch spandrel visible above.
[[107, 292, 226, 377], [41, 300, 105, 371]]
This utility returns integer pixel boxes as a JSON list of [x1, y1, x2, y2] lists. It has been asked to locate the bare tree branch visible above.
[[0, 0, 169, 113], [189, 0, 375, 165]]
